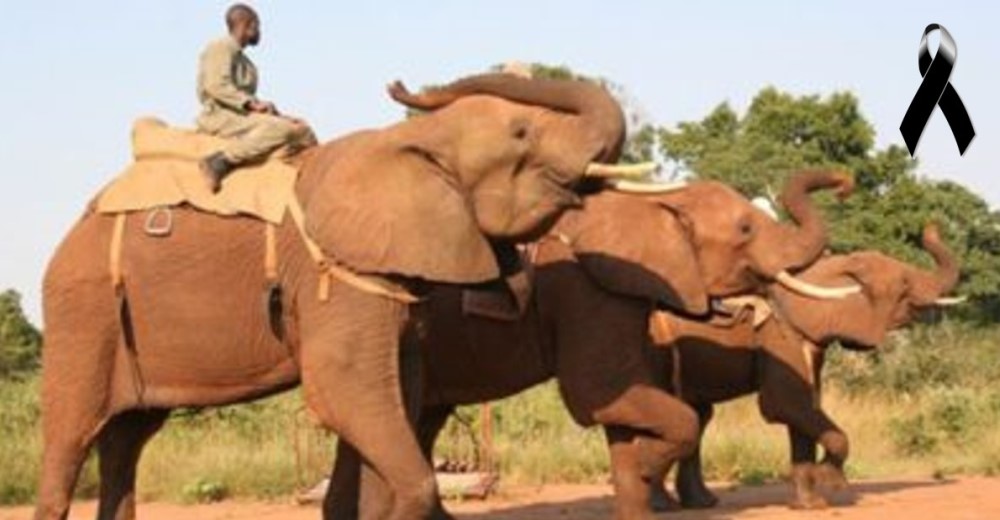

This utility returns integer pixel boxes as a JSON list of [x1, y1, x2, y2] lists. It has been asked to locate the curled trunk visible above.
[[756, 170, 855, 276], [910, 223, 961, 305], [388, 73, 626, 164]]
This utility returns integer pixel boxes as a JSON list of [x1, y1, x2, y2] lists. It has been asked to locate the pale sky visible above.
[[1, 1, 997, 323]]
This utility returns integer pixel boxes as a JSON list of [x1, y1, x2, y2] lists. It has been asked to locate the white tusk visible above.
[[584, 162, 658, 178], [609, 179, 688, 194], [776, 271, 862, 300], [934, 296, 967, 306]]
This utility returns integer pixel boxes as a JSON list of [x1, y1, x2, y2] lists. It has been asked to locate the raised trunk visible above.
[[910, 223, 960, 305], [760, 170, 854, 276], [388, 73, 626, 163]]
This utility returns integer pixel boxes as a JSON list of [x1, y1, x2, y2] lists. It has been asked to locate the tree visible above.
[[0, 289, 42, 378], [658, 87, 1000, 320]]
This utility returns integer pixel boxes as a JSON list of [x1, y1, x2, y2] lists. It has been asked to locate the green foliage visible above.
[[827, 323, 1000, 396], [889, 414, 939, 457], [0, 377, 40, 504], [657, 88, 1000, 318], [181, 478, 228, 504], [0, 290, 42, 379], [437, 382, 609, 484]]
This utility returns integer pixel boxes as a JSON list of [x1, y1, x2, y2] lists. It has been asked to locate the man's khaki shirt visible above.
[[197, 36, 258, 116]]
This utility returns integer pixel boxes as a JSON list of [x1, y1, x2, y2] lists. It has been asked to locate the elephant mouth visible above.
[[839, 339, 876, 352]]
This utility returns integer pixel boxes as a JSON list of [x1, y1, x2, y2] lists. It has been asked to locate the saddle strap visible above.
[[110, 213, 127, 290], [285, 198, 419, 304], [265, 222, 278, 282]]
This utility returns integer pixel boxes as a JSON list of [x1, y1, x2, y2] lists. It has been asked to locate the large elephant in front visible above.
[[330, 170, 859, 520], [647, 223, 961, 510], [36, 73, 641, 520]]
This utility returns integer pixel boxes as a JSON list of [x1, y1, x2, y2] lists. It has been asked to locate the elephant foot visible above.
[[789, 463, 829, 510], [648, 483, 682, 512], [430, 507, 457, 520], [614, 511, 658, 520], [812, 463, 849, 491], [789, 492, 829, 510], [679, 487, 720, 509]]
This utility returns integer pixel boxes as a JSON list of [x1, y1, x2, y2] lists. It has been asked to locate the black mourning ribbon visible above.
[[899, 24, 976, 156]]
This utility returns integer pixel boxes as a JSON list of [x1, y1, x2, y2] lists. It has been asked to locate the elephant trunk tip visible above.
[[831, 171, 856, 201], [920, 221, 960, 296], [386, 79, 458, 111], [922, 222, 942, 246]]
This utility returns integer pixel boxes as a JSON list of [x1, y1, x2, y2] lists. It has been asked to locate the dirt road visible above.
[[5, 477, 999, 519]]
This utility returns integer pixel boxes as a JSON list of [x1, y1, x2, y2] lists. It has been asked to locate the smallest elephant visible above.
[[648, 223, 961, 510]]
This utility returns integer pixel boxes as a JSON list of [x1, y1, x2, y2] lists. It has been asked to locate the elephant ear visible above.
[[560, 192, 709, 315], [297, 135, 499, 284]]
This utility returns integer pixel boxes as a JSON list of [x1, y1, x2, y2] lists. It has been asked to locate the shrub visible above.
[[181, 478, 228, 503]]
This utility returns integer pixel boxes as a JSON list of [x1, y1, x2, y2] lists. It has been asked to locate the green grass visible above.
[[2, 322, 1000, 505]]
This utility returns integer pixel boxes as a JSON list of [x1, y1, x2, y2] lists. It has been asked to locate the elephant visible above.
[[328, 169, 860, 520], [645, 223, 961, 510], [35, 73, 645, 520]]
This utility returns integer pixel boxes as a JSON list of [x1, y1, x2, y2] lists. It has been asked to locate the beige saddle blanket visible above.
[[96, 118, 298, 224]]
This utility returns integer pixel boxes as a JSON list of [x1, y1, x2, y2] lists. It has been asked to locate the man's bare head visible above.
[[226, 4, 260, 47]]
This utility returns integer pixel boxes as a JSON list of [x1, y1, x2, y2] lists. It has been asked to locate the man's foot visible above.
[[199, 152, 234, 193]]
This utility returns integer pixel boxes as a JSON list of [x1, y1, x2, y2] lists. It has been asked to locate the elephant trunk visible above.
[[388, 73, 627, 166], [766, 169, 855, 275], [911, 223, 961, 306]]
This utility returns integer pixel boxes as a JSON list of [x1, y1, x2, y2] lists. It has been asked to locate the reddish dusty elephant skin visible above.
[[646, 223, 960, 511], [35, 74, 633, 520], [329, 171, 855, 520]]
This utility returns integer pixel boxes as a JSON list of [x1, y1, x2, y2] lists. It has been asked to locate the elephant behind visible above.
[[36, 73, 643, 520], [329, 170, 860, 520], [648, 223, 961, 510]]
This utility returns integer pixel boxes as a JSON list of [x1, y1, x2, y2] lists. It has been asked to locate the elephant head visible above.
[[296, 73, 641, 284], [554, 169, 857, 315], [769, 223, 962, 349]]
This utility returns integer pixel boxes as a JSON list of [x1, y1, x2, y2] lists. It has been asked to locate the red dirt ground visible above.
[[5, 477, 1000, 519]]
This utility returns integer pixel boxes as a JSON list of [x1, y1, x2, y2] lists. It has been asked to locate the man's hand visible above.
[[247, 99, 278, 115]]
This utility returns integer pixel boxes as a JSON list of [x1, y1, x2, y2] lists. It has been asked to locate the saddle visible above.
[[96, 117, 298, 224], [95, 118, 418, 306]]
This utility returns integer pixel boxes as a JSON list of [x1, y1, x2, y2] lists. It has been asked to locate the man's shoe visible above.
[[199, 152, 234, 193]]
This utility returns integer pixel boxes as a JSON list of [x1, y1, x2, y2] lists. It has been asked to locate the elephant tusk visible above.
[[584, 162, 658, 178], [775, 271, 862, 300], [608, 179, 688, 194], [934, 296, 967, 306]]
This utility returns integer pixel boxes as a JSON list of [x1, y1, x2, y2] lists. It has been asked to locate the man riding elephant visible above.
[[196, 3, 316, 191]]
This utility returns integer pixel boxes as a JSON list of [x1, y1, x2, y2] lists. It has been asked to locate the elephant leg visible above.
[[356, 404, 457, 520], [675, 403, 719, 509], [34, 332, 117, 520], [787, 427, 827, 510], [325, 440, 362, 520], [595, 385, 700, 520], [813, 425, 850, 491], [327, 414, 457, 520], [646, 462, 680, 513], [34, 422, 101, 520], [300, 291, 436, 520], [417, 405, 456, 520], [95, 409, 170, 520], [604, 426, 658, 520]]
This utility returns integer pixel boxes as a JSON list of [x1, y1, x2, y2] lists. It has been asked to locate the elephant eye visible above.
[[512, 126, 528, 140], [739, 220, 754, 236]]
